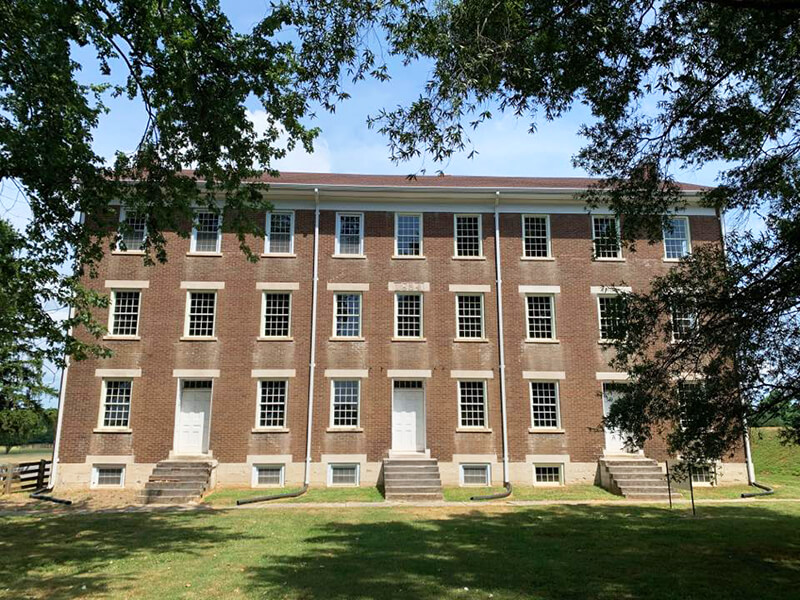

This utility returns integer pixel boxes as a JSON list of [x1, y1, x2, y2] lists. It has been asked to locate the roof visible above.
[[181, 171, 707, 192]]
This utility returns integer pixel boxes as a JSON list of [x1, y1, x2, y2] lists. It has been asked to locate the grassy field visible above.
[[204, 486, 385, 506], [1, 503, 799, 599], [0, 446, 53, 465]]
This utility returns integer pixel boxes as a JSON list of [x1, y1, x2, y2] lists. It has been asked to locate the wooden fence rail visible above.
[[0, 460, 52, 494]]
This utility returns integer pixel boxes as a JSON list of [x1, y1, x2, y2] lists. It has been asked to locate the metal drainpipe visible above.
[[49, 331, 71, 489], [472, 191, 512, 500]]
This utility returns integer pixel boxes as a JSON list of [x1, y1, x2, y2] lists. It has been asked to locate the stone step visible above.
[[383, 468, 441, 477], [385, 492, 444, 502], [145, 481, 207, 492], [384, 484, 442, 493], [607, 472, 665, 481], [156, 461, 213, 469], [607, 466, 664, 474], [618, 484, 670, 494], [614, 477, 667, 485], [142, 485, 206, 496], [601, 460, 659, 467], [383, 472, 441, 481], [384, 458, 438, 465]]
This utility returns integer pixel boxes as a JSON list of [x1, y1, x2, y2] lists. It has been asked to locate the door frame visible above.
[[391, 379, 427, 453], [600, 381, 641, 455], [172, 378, 214, 456]]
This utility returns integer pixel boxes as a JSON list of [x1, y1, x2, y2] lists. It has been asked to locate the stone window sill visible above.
[[251, 428, 290, 434], [593, 257, 626, 263], [103, 335, 141, 341], [186, 252, 223, 257], [326, 427, 364, 433], [391, 337, 427, 343], [261, 253, 296, 258], [179, 336, 218, 342], [391, 255, 426, 260], [452, 256, 486, 261], [456, 428, 492, 434], [93, 428, 133, 434], [528, 428, 566, 434], [525, 339, 560, 344], [454, 338, 490, 343], [111, 250, 145, 256], [520, 256, 555, 261], [329, 337, 365, 342], [257, 337, 294, 342], [332, 254, 367, 259]]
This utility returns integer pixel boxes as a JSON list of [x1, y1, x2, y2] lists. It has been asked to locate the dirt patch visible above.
[[0, 488, 147, 514]]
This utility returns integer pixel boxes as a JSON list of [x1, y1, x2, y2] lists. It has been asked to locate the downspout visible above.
[[471, 191, 512, 500], [239, 189, 321, 505], [48, 334, 71, 490]]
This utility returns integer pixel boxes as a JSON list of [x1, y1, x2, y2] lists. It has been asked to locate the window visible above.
[[262, 292, 291, 338], [456, 294, 484, 339], [522, 215, 550, 258], [592, 215, 621, 259], [458, 381, 487, 428], [395, 213, 422, 256], [664, 217, 690, 260], [186, 291, 216, 337], [461, 464, 490, 486], [597, 295, 626, 341], [191, 211, 222, 253], [335, 212, 364, 255], [534, 465, 563, 485], [691, 465, 715, 484], [331, 380, 360, 428], [454, 214, 482, 257], [118, 210, 146, 251], [92, 465, 125, 488], [110, 290, 141, 337], [101, 380, 132, 428], [328, 463, 359, 486], [395, 293, 423, 338], [257, 380, 287, 428], [334, 293, 362, 338], [253, 465, 285, 487], [671, 305, 695, 341], [525, 295, 555, 340], [265, 211, 294, 254], [530, 382, 560, 429]]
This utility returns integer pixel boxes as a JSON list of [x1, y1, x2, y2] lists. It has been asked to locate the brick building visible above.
[[53, 173, 749, 497]]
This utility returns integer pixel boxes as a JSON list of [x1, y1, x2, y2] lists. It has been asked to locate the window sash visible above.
[[525, 295, 555, 340], [395, 213, 423, 256], [454, 215, 482, 257], [394, 293, 423, 338], [461, 464, 490, 486], [458, 380, 487, 428], [534, 465, 562, 484], [255, 465, 284, 486], [101, 380, 132, 428], [592, 216, 621, 259], [262, 292, 291, 338], [186, 291, 217, 337], [265, 211, 294, 254], [597, 295, 625, 341], [118, 210, 147, 251], [110, 290, 141, 336], [671, 306, 695, 341], [335, 213, 364, 255], [663, 217, 690, 259], [257, 380, 287, 428], [530, 382, 560, 429], [93, 466, 125, 487], [329, 464, 359, 485], [456, 294, 484, 339], [331, 380, 360, 428], [334, 293, 362, 337], [522, 215, 550, 258], [192, 211, 222, 253]]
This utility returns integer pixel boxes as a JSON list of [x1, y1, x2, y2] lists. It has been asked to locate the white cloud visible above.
[[246, 109, 332, 173]]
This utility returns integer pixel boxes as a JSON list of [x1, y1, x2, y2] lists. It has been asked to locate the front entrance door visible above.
[[602, 383, 633, 454], [392, 382, 425, 452], [177, 381, 211, 455]]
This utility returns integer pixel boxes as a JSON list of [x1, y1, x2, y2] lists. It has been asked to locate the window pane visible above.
[[267, 212, 293, 253], [455, 215, 481, 257], [535, 466, 561, 483], [523, 216, 549, 257], [462, 465, 489, 485], [395, 294, 422, 337], [103, 380, 131, 428], [526, 296, 554, 339], [530, 382, 559, 428], [459, 381, 486, 428], [183, 380, 212, 390], [257, 465, 283, 485], [457, 295, 483, 338], [120, 212, 146, 250], [664, 218, 689, 259], [593, 217, 621, 259], [337, 214, 362, 255], [396, 214, 422, 256], [194, 212, 220, 252], [671, 305, 694, 341], [691, 465, 714, 484], [331, 464, 358, 485], [332, 380, 359, 427], [188, 292, 216, 337], [112, 291, 140, 336], [598, 296, 625, 340], [393, 380, 423, 389], [258, 380, 287, 428], [96, 467, 124, 486], [335, 294, 361, 337], [263, 293, 291, 337]]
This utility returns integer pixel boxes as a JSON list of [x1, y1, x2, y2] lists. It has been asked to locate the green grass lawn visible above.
[[204, 486, 385, 506], [442, 483, 619, 502], [2, 503, 799, 599], [0, 446, 53, 465]]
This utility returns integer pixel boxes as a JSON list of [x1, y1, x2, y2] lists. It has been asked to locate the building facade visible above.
[[53, 173, 748, 491]]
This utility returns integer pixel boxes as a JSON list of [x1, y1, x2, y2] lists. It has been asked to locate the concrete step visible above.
[[385, 492, 444, 502], [152, 466, 211, 475], [619, 485, 671, 494], [156, 462, 212, 470], [384, 458, 438, 465], [142, 485, 205, 496], [607, 467, 663, 475], [601, 460, 659, 467], [614, 477, 667, 485], [384, 485, 442, 494], [383, 473, 441, 482], [145, 481, 207, 492]]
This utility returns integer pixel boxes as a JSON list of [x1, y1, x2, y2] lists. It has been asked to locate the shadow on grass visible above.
[[244, 504, 800, 600], [0, 510, 245, 599]]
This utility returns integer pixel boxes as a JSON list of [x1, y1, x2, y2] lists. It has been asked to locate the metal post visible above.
[[689, 466, 696, 517], [36, 459, 46, 489], [665, 461, 672, 510]]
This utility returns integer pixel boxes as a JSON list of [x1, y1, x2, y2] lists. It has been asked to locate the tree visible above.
[[281, 0, 800, 464], [0, 355, 55, 453]]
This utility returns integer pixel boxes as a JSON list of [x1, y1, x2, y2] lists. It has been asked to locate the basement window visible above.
[[460, 464, 490, 486], [91, 465, 125, 488], [691, 465, 715, 485], [253, 464, 285, 487], [328, 464, 359, 486], [534, 465, 564, 486]]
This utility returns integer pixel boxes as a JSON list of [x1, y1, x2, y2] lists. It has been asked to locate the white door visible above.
[[602, 384, 631, 454], [177, 388, 211, 455], [392, 388, 425, 452]]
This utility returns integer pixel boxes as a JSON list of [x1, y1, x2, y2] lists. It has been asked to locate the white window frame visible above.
[[252, 464, 286, 488], [334, 212, 365, 256], [264, 210, 295, 255], [591, 214, 623, 260], [260, 291, 292, 339], [524, 294, 556, 341], [393, 292, 424, 339], [190, 210, 222, 253], [254, 379, 289, 430], [332, 292, 363, 338], [460, 463, 491, 487], [455, 293, 485, 340], [329, 379, 361, 429], [91, 464, 126, 489], [596, 294, 624, 342], [117, 207, 147, 253], [529, 381, 561, 430], [663, 216, 692, 261], [108, 289, 142, 338], [457, 380, 489, 430], [521, 214, 552, 259], [453, 214, 483, 258], [532, 463, 564, 486], [183, 290, 218, 338], [670, 306, 696, 343], [327, 463, 360, 486], [394, 212, 424, 257], [97, 379, 133, 430]]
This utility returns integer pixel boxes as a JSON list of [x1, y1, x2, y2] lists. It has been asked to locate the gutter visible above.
[[471, 191, 512, 501]]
